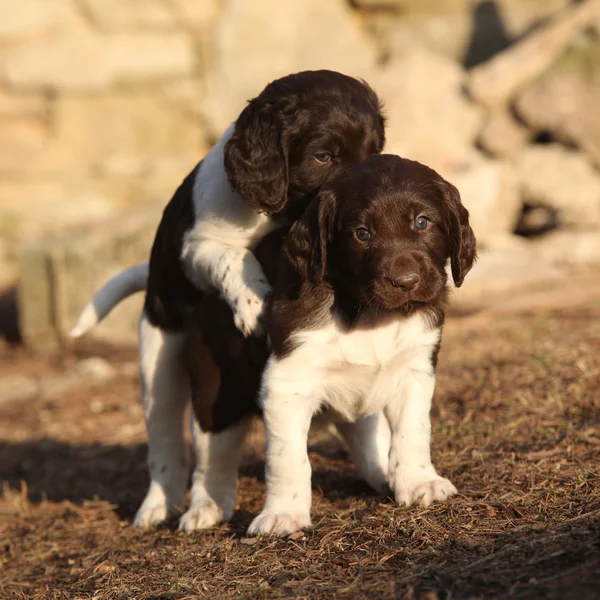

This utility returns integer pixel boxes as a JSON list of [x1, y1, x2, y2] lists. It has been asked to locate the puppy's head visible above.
[[286, 154, 477, 312], [224, 70, 385, 216]]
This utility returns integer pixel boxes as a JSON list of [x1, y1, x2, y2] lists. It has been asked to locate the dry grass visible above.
[[1, 304, 599, 599]]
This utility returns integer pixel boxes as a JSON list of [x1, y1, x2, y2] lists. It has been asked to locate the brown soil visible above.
[[1, 303, 599, 599]]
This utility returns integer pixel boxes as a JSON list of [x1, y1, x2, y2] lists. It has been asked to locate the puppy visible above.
[[187, 154, 476, 536], [70, 70, 386, 530]]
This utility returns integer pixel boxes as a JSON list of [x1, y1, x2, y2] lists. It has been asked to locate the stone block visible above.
[[370, 51, 483, 173], [516, 68, 600, 170], [0, 119, 49, 173], [3, 31, 113, 91], [0, 0, 59, 41], [54, 92, 205, 169], [169, 0, 221, 31], [0, 90, 47, 118], [80, 0, 178, 31], [516, 144, 600, 227], [530, 229, 600, 267], [200, 0, 379, 136], [445, 153, 522, 248], [450, 247, 563, 313], [18, 207, 161, 348], [107, 33, 195, 81], [478, 110, 531, 158], [0, 179, 123, 241]]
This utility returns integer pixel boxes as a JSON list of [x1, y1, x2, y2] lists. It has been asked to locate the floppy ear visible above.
[[285, 189, 337, 285], [224, 100, 289, 215], [436, 179, 477, 287]]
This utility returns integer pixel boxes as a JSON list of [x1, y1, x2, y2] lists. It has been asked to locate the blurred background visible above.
[[0, 0, 599, 347]]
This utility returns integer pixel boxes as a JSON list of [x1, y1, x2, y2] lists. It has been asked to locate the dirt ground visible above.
[[1, 287, 600, 599]]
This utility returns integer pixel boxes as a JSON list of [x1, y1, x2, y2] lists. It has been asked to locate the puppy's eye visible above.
[[415, 216, 430, 231], [355, 227, 372, 242], [314, 153, 332, 163]]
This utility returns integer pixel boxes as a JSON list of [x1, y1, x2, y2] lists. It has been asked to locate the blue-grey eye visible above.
[[355, 227, 371, 242], [415, 216, 429, 231], [315, 153, 332, 163]]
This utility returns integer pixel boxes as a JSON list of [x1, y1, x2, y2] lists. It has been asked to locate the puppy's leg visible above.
[[248, 381, 318, 537], [335, 411, 391, 494], [179, 417, 250, 531], [135, 311, 189, 528], [182, 242, 271, 337], [385, 369, 457, 508]]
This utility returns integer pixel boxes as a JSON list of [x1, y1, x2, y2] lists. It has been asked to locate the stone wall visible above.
[[3, 0, 600, 346], [0, 0, 579, 274]]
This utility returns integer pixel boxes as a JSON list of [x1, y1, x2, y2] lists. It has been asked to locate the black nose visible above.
[[390, 273, 420, 291]]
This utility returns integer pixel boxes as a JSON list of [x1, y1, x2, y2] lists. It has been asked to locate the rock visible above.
[[371, 51, 483, 173], [515, 68, 600, 170], [366, 7, 473, 64], [516, 145, 600, 227], [18, 207, 159, 348], [478, 110, 531, 158], [107, 33, 195, 81], [76, 357, 116, 382], [161, 78, 205, 118], [442, 153, 521, 247], [0, 374, 39, 405], [467, 0, 600, 109], [0, 119, 50, 174], [356, 0, 570, 64], [170, 0, 221, 31], [0, 90, 47, 118], [0, 0, 59, 41], [200, 0, 379, 136], [80, 0, 178, 31], [4, 31, 113, 91], [0, 238, 17, 289], [515, 205, 559, 237], [0, 181, 121, 242], [530, 230, 600, 266], [4, 30, 194, 91], [54, 92, 205, 171], [450, 247, 563, 312]]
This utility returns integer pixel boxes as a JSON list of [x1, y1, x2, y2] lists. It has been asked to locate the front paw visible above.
[[232, 283, 271, 337], [392, 475, 457, 507], [178, 500, 230, 532], [247, 512, 311, 537]]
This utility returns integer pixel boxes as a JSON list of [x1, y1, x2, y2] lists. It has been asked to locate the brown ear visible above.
[[285, 189, 337, 285], [436, 179, 477, 287], [224, 100, 289, 215]]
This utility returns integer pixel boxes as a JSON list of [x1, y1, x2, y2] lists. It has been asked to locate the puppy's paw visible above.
[[247, 512, 311, 537], [178, 500, 230, 532], [393, 476, 457, 508], [134, 502, 170, 529], [231, 282, 271, 337]]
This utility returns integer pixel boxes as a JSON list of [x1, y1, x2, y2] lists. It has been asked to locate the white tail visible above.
[[69, 263, 149, 338]]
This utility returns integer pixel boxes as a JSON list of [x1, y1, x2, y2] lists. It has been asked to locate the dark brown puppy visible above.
[[186, 156, 476, 538]]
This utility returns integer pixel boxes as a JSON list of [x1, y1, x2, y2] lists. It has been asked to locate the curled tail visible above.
[[69, 262, 149, 338]]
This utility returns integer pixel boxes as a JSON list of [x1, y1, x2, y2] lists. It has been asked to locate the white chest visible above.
[[265, 312, 440, 421]]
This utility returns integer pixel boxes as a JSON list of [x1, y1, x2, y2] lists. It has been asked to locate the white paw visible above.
[[231, 282, 270, 337], [178, 501, 229, 532], [393, 476, 457, 507], [134, 502, 170, 529], [247, 512, 311, 537]]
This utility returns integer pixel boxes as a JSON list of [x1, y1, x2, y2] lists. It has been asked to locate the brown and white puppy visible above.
[[69, 70, 385, 531], [186, 154, 476, 536]]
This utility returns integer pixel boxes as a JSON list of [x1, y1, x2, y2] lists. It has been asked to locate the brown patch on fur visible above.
[[144, 163, 202, 331]]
